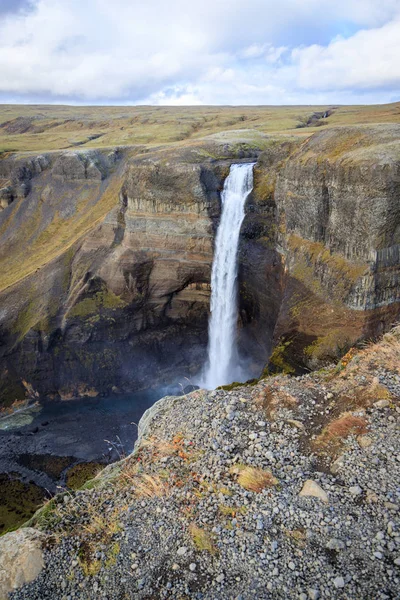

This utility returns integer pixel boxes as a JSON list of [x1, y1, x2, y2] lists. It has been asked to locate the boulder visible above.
[[0, 528, 46, 599]]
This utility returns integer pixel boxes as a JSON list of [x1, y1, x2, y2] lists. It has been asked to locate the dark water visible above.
[[0, 387, 171, 532]]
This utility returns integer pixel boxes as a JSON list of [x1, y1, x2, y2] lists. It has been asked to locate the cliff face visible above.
[[0, 125, 399, 405], [263, 125, 400, 371], [0, 142, 267, 404]]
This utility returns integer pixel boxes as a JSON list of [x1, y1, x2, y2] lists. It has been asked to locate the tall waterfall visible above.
[[201, 163, 255, 390]]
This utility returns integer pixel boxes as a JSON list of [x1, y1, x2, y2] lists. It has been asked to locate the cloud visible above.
[[0, 0, 399, 105], [293, 17, 400, 91], [0, 0, 35, 15]]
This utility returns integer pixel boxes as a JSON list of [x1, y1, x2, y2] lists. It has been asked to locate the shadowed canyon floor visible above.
[[0, 388, 166, 533]]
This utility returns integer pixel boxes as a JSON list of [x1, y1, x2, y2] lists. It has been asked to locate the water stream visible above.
[[200, 163, 255, 389]]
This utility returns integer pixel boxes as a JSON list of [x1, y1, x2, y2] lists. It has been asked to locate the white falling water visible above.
[[200, 163, 255, 390]]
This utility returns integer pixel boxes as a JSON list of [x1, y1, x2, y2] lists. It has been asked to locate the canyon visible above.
[[0, 121, 399, 408], [0, 105, 399, 596]]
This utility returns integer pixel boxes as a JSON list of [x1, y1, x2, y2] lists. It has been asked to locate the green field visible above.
[[1, 102, 400, 153]]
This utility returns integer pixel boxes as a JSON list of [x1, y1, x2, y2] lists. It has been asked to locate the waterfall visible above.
[[200, 162, 255, 390]]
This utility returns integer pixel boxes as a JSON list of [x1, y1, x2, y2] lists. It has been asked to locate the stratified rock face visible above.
[[0, 143, 270, 402], [268, 125, 400, 371]]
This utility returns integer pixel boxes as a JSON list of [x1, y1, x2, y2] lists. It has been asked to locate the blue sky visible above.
[[0, 0, 399, 105]]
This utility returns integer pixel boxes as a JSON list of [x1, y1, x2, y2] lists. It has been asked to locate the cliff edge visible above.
[[4, 326, 399, 599]]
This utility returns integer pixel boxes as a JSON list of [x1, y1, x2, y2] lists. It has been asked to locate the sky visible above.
[[0, 0, 399, 106]]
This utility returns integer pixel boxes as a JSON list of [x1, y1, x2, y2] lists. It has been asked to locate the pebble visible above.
[[333, 577, 345, 589], [299, 480, 329, 503]]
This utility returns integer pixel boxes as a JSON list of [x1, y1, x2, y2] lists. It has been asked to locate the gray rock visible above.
[[0, 528, 46, 600], [333, 576, 345, 589]]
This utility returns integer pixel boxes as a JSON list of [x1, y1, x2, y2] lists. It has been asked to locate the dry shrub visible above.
[[189, 524, 217, 554], [339, 347, 359, 368], [334, 378, 392, 415], [139, 433, 191, 462], [219, 504, 236, 517], [337, 326, 400, 379], [82, 511, 121, 538], [313, 412, 367, 457], [230, 465, 278, 492], [123, 472, 170, 498]]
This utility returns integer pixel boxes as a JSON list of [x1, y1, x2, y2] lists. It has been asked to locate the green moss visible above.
[[0, 474, 47, 535], [218, 378, 258, 391], [23, 496, 64, 531], [104, 542, 120, 569], [254, 172, 276, 202], [66, 462, 104, 490], [69, 290, 126, 319], [304, 331, 352, 361], [269, 339, 296, 375], [11, 297, 38, 340]]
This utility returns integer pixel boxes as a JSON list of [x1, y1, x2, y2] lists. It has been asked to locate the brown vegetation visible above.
[[230, 465, 278, 492], [312, 413, 368, 458]]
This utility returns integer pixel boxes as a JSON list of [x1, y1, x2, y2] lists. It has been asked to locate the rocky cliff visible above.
[[268, 125, 400, 372], [0, 125, 399, 405]]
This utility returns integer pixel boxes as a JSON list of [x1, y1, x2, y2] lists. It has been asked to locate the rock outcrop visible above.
[[0, 142, 265, 403]]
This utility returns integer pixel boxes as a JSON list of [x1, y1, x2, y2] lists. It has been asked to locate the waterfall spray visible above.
[[200, 163, 255, 389]]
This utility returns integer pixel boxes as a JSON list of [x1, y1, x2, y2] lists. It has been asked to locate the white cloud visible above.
[[0, 0, 399, 104], [293, 17, 400, 91]]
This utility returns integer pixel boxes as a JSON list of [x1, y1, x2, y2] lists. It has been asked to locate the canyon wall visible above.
[[0, 125, 399, 405], [259, 125, 400, 372]]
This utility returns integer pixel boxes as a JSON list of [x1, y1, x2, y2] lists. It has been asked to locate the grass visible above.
[[230, 465, 278, 492], [65, 462, 104, 490], [0, 165, 124, 292], [0, 474, 47, 535], [188, 523, 217, 554], [123, 472, 171, 498], [68, 290, 126, 319], [0, 103, 399, 152], [313, 413, 368, 458]]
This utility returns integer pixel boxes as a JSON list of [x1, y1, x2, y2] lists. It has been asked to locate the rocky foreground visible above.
[[1, 328, 400, 599]]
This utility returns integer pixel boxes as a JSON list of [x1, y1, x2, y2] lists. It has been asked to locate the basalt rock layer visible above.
[[0, 125, 399, 405], [268, 125, 400, 372]]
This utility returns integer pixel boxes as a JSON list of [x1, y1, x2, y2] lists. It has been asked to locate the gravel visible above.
[[10, 345, 400, 600]]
